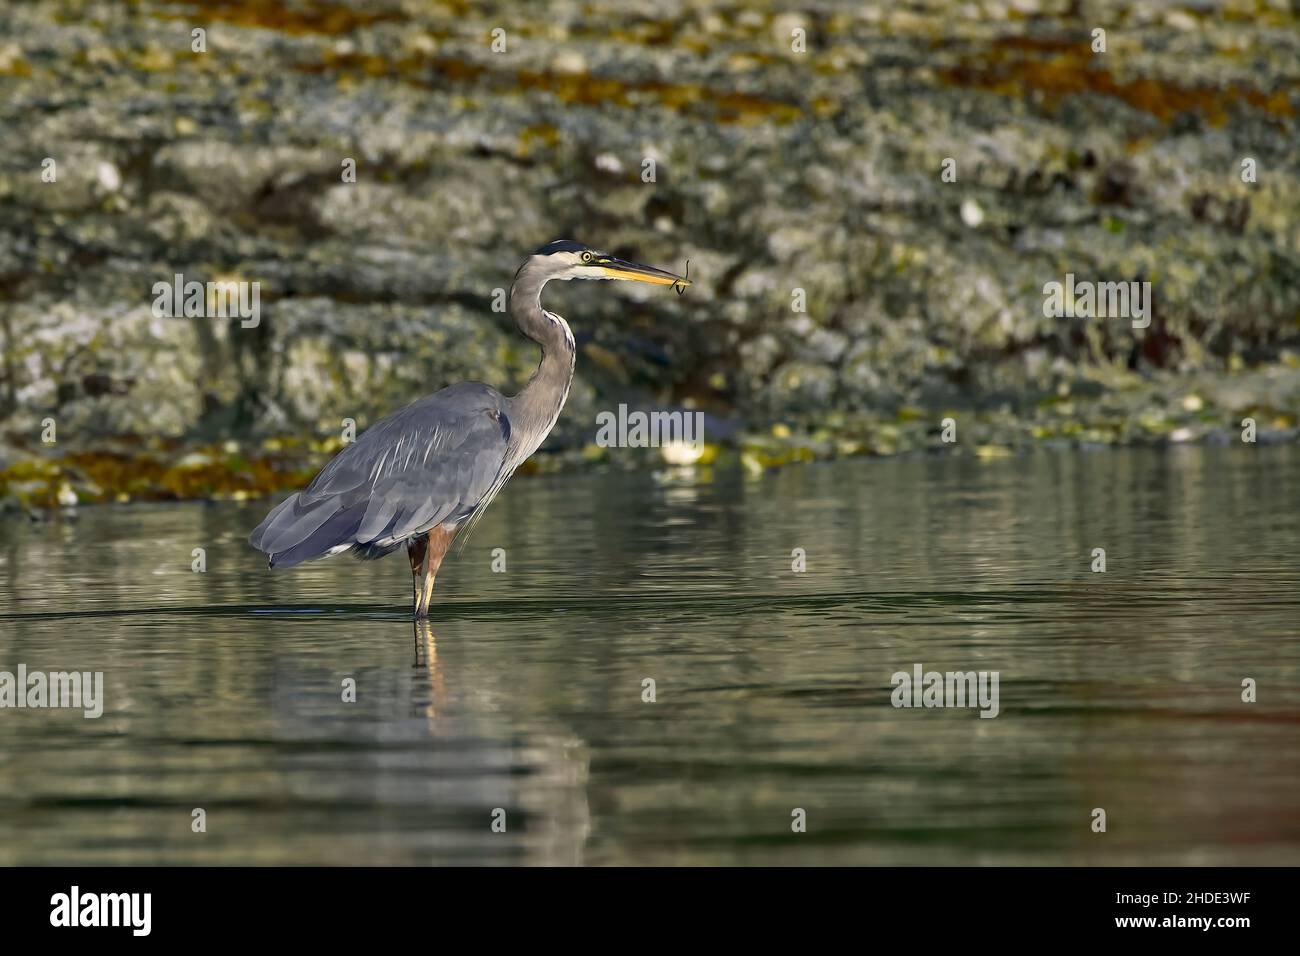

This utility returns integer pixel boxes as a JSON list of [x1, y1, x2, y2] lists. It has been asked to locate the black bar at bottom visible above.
[[0, 866, 1285, 941]]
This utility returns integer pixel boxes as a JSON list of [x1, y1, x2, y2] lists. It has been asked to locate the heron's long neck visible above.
[[508, 269, 576, 452]]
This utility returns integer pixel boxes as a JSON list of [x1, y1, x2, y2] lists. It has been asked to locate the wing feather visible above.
[[249, 382, 511, 566]]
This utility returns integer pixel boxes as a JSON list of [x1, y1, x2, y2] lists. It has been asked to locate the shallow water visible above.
[[1, 445, 1298, 865]]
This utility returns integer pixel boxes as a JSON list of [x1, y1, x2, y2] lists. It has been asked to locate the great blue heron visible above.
[[249, 240, 690, 618]]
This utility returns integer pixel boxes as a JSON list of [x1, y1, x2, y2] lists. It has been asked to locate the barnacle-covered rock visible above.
[[0, 0, 1296, 502]]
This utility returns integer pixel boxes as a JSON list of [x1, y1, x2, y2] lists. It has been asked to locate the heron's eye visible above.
[[580, 251, 594, 263]]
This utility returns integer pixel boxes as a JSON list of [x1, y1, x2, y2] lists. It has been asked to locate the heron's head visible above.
[[522, 239, 690, 289]]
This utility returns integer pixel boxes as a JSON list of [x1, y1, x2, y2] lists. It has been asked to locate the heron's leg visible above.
[[414, 525, 455, 619], [407, 535, 428, 614]]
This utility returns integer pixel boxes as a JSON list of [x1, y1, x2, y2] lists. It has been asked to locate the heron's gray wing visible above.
[[249, 382, 511, 566]]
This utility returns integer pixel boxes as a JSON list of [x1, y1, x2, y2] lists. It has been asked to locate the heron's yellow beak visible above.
[[597, 256, 690, 287]]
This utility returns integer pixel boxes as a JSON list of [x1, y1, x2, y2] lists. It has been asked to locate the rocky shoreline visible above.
[[2, 0, 1297, 508]]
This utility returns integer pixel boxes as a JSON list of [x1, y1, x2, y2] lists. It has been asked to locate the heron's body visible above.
[[249, 240, 687, 617]]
